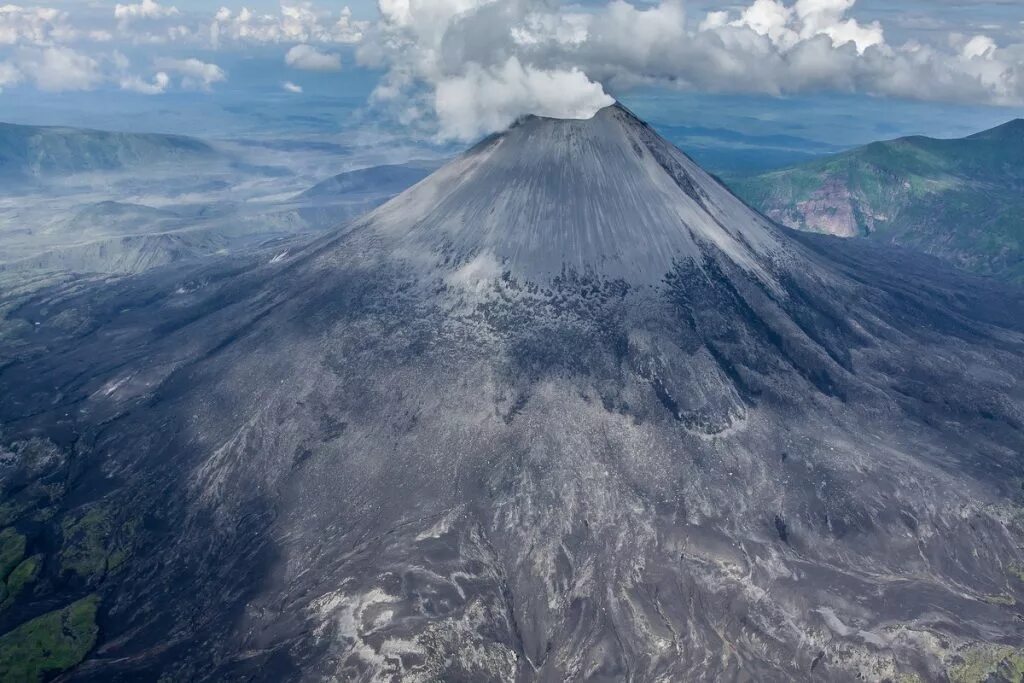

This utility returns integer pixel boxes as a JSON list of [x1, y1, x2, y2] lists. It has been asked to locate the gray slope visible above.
[[0, 105, 1023, 682], [0, 122, 215, 179], [60, 201, 183, 237], [297, 160, 439, 200], [363, 105, 787, 285]]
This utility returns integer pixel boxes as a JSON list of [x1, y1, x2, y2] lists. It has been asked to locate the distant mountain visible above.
[[287, 159, 443, 231], [0, 158, 445, 289], [59, 201, 183, 238], [1, 104, 1022, 681], [0, 200, 289, 288], [0, 122, 216, 179], [0, 229, 230, 280], [297, 160, 440, 200], [730, 119, 1024, 282]]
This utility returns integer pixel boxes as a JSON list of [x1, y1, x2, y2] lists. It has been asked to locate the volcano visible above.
[[1, 104, 1023, 681]]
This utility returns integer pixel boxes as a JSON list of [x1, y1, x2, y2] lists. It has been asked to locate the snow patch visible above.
[[445, 252, 502, 292]]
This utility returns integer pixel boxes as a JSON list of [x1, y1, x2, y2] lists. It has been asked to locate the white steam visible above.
[[435, 57, 612, 140], [360, 0, 615, 140]]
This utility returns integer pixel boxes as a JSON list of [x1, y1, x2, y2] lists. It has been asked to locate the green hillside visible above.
[[730, 119, 1024, 282]]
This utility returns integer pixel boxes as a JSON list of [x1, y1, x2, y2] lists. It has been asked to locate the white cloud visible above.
[[963, 34, 997, 60], [0, 5, 74, 46], [111, 2, 365, 48], [725, 0, 883, 54], [359, 0, 1024, 140], [114, 0, 179, 23], [285, 43, 341, 71], [212, 3, 366, 46], [282, 80, 303, 93], [0, 1, 175, 47], [795, 0, 883, 54], [732, 0, 794, 47], [6, 46, 103, 91], [0, 0, 1021, 121], [154, 56, 226, 90], [698, 11, 729, 33], [121, 70, 170, 94], [0, 61, 22, 91]]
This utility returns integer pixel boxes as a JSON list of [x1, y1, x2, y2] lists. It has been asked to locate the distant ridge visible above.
[[967, 117, 1024, 140], [731, 118, 1024, 282], [298, 160, 441, 200], [0, 121, 216, 179]]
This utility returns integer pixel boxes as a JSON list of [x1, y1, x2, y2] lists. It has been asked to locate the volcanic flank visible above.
[[362, 105, 787, 284], [1, 104, 1024, 681]]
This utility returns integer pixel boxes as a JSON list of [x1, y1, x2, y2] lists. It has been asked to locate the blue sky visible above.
[[1, 0, 1022, 172]]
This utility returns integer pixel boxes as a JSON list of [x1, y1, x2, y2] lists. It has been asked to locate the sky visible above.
[[0, 0, 1022, 171]]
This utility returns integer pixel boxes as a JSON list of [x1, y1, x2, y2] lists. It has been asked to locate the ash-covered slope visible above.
[[364, 105, 787, 284], [1, 105, 1024, 682], [297, 161, 439, 200]]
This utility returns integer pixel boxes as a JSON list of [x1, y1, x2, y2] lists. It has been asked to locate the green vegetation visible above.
[[948, 645, 1024, 683], [893, 673, 923, 683], [61, 507, 115, 581], [2, 555, 42, 608], [0, 504, 22, 530], [60, 504, 138, 582], [106, 547, 129, 573], [730, 119, 1024, 283], [0, 484, 63, 528], [0, 528, 26, 581], [1008, 563, 1024, 583], [0, 594, 100, 682], [0, 439, 69, 529]]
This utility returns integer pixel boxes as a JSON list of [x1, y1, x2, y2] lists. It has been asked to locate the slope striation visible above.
[[362, 105, 788, 284], [0, 105, 1022, 682]]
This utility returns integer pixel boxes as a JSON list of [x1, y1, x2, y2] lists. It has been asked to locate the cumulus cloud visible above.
[[285, 43, 341, 71], [120, 70, 170, 94], [154, 56, 226, 90], [114, 0, 179, 23], [963, 34, 997, 60], [211, 4, 366, 47], [282, 80, 303, 93], [358, 0, 1024, 140], [0, 0, 1021, 130], [0, 4, 76, 45], [0, 61, 22, 91], [113, 0, 185, 42], [9, 46, 103, 91], [360, 0, 615, 139]]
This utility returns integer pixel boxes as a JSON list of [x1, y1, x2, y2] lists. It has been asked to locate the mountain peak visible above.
[[514, 100, 631, 125], [355, 102, 788, 286], [966, 117, 1024, 141]]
